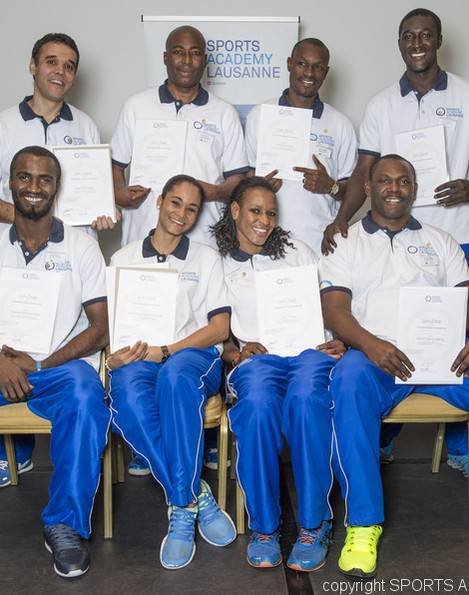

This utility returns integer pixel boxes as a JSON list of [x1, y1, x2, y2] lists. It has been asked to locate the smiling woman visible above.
[[107, 173, 236, 570]]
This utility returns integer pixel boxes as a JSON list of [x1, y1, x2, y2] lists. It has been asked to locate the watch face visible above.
[[330, 183, 339, 196]]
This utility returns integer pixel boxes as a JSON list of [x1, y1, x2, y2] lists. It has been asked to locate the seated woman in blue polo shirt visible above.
[[212, 176, 344, 572], [106, 174, 236, 570]]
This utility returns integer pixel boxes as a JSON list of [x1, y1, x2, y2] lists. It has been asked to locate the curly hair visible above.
[[211, 176, 294, 260]]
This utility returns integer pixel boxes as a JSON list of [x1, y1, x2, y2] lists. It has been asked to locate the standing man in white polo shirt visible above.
[[319, 154, 469, 578], [245, 38, 357, 255], [0, 32, 115, 237], [322, 9, 469, 258], [0, 146, 111, 578], [111, 25, 248, 247]]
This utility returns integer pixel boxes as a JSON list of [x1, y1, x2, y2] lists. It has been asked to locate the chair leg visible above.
[[103, 436, 113, 539], [236, 481, 245, 534], [432, 422, 446, 473], [114, 434, 126, 483], [4, 434, 19, 485], [217, 403, 228, 511]]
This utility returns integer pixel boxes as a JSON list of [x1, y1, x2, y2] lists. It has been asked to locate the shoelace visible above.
[[46, 524, 82, 553], [168, 506, 197, 540], [298, 522, 331, 546], [346, 526, 380, 553], [0, 460, 9, 472], [252, 532, 278, 543], [198, 488, 220, 524]]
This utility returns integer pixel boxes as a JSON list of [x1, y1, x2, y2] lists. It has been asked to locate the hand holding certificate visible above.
[[52, 144, 116, 226], [107, 266, 177, 353], [255, 104, 311, 181], [255, 264, 325, 357], [396, 287, 467, 384], [0, 267, 61, 355], [394, 125, 449, 207]]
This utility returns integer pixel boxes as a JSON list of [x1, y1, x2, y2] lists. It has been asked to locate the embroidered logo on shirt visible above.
[[192, 120, 221, 135], [436, 107, 463, 118], [45, 260, 72, 272], [63, 135, 86, 145], [181, 271, 199, 283]]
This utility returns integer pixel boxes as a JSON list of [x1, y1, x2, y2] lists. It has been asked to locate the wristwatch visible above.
[[329, 181, 340, 197], [161, 345, 171, 363]]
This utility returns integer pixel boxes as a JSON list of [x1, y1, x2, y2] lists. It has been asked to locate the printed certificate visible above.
[[255, 103, 311, 181], [107, 266, 177, 352], [255, 264, 325, 357], [52, 144, 116, 226], [396, 286, 467, 384], [394, 125, 449, 207], [0, 267, 61, 354], [129, 120, 187, 194]]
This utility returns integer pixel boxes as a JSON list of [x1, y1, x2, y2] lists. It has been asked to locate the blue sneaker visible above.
[[160, 505, 198, 570], [127, 454, 150, 476], [287, 521, 332, 571], [203, 448, 231, 470], [379, 443, 394, 465], [247, 531, 282, 568], [447, 454, 469, 478], [197, 479, 236, 546], [0, 458, 33, 488], [44, 523, 90, 578]]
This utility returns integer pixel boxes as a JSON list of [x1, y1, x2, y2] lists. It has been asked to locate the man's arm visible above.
[[2, 301, 109, 374], [198, 173, 246, 203], [112, 164, 151, 210], [321, 289, 414, 381], [321, 154, 377, 255], [0, 198, 14, 224]]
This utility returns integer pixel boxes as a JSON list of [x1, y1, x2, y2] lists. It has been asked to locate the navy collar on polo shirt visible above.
[[10, 217, 64, 263], [159, 81, 209, 108], [399, 69, 448, 99], [362, 211, 421, 240], [19, 96, 73, 122], [231, 246, 270, 262], [278, 88, 324, 119], [142, 231, 190, 262]]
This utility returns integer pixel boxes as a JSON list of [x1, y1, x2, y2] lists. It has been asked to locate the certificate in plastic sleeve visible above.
[[129, 120, 187, 195], [52, 144, 116, 226], [396, 286, 467, 384], [394, 126, 449, 207], [255, 104, 311, 181], [255, 264, 325, 357], [0, 267, 61, 354], [110, 266, 177, 352]]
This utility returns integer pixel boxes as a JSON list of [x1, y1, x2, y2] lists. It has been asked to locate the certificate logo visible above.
[[425, 294, 442, 303], [436, 107, 446, 117], [407, 245, 418, 254]]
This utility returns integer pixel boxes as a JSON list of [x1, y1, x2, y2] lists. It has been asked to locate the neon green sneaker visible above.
[[338, 525, 383, 578]]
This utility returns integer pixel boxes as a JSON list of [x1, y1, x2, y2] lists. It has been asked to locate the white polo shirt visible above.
[[0, 218, 107, 370], [0, 97, 100, 237], [319, 213, 469, 344], [110, 233, 230, 353], [221, 239, 317, 348], [245, 91, 357, 254], [110, 84, 249, 247], [359, 70, 469, 243]]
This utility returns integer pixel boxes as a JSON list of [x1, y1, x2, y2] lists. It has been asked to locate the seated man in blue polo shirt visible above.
[[319, 154, 469, 578], [0, 146, 111, 578]]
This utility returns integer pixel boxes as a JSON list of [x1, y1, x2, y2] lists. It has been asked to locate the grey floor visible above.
[[1, 424, 468, 595]]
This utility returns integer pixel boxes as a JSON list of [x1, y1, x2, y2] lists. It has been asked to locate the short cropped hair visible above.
[[369, 154, 416, 183], [31, 33, 80, 69], [10, 146, 61, 183], [399, 8, 442, 39]]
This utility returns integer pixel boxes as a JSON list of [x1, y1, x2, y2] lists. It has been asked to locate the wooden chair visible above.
[[382, 393, 469, 499], [0, 355, 115, 538]]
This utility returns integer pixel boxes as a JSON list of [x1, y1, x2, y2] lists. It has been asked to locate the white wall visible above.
[[1, 1, 468, 256]]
